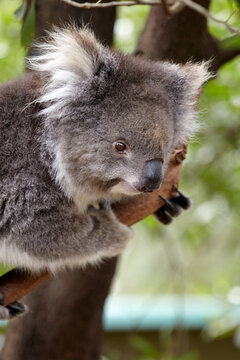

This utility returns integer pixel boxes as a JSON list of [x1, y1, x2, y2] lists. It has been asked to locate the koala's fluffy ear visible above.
[[28, 26, 103, 80], [160, 61, 212, 147], [28, 26, 115, 116]]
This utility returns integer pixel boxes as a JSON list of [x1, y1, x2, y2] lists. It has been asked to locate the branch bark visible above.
[[217, 47, 240, 68], [61, 0, 240, 33]]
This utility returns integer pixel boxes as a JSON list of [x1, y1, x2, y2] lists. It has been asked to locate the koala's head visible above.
[[29, 26, 211, 208]]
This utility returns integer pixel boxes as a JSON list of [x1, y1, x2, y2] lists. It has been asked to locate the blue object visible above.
[[103, 295, 240, 331]]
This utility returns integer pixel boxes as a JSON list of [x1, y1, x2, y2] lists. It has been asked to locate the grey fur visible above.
[[0, 27, 210, 274]]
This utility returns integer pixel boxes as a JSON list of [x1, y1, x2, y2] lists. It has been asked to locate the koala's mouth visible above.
[[96, 178, 122, 192], [110, 180, 141, 196]]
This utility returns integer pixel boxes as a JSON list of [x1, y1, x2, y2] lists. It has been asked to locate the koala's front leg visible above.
[[9, 198, 133, 271]]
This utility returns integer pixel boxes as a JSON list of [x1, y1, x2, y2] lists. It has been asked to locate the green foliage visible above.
[[220, 33, 240, 51], [162, 352, 199, 360], [16, 0, 35, 49], [14, 1, 27, 20], [128, 334, 159, 358], [0, 264, 12, 277], [209, 0, 240, 39], [104, 333, 200, 360], [0, 0, 25, 82]]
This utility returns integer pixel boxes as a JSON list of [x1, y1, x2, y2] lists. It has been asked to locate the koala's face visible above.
[[82, 88, 174, 197], [31, 27, 210, 204], [56, 64, 175, 199]]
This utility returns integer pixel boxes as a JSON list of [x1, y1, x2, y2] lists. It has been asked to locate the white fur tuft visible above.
[[183, 60, 213, 100], [28, 26, 101, 77], [27, 26, 102, 116], [162, 61, 213, 147]]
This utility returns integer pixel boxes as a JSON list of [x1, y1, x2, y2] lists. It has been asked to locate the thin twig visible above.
[[162, 0, 185, 15], [61, 0, 161, 7], [168, 1, 185, 15], [180, 0, 240, 33], [61, 0, 240, 33]]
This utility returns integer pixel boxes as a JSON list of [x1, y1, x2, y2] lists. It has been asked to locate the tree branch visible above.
[[61, 0, 162, 7], [161, 0, 185, 16], [217, 48, 240, 68], [179, 0, 240, 33], [61, 0, 240, 33]]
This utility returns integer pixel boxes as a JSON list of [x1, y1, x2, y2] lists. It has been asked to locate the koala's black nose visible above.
[[136, 159, 163, 193]]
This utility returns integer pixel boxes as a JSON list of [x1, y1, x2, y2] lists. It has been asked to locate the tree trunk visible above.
[[136, 0, 214, 62], [33, 0, 116, 45], [0, 1, 233, 359], [1, 261, 117, 360]]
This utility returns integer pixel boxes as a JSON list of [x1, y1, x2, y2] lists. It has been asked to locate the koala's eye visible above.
[[113, 141, 128, 154]]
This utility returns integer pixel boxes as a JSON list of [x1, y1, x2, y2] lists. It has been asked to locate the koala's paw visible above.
[[100, 200, 134, 256], [0, 303, 27, 320], [0, 305, 10, 320], [0, 293, 27, 320], [88, 199, 134, 257], [88, 199, 112, 215], [155, 191, 192, 225]]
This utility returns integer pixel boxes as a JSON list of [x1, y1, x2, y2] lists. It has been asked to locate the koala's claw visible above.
[[159, 195, 182, 217], [171, 191, 192, 210], [7, 301, 27, 318], [155, 192, 192, 225], [0, 293, 27, 320], [155, 208, 173, 225]]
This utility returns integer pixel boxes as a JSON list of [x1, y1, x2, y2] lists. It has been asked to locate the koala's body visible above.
[[0, 27, 209, 274]]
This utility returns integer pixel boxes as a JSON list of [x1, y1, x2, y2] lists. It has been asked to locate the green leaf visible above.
[[234, 0, 240, 8], [14, 0, 27, 20], [21, 0, 35, 49], [220, 33, 240, 50], [128, 335, 158, 358], [0, 264, 14, 277]]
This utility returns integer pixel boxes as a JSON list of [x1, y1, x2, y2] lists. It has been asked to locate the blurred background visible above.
[[0, 0, 240, 359]]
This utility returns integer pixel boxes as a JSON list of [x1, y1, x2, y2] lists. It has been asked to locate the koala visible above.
[[0, 26, 210, 317]]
